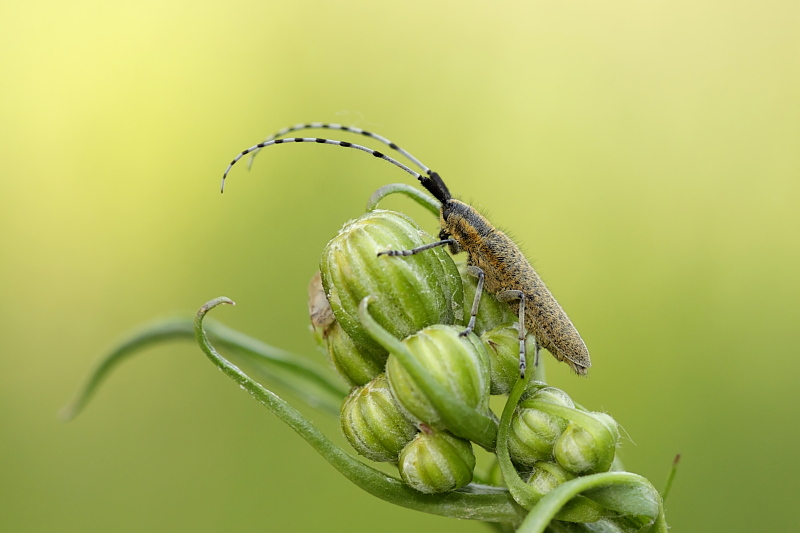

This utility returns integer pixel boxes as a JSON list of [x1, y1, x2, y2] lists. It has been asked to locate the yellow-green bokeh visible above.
[[1, 1, 798, 531]]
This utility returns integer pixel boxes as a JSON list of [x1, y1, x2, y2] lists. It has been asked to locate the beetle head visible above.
[[419, 171, 452, 204]]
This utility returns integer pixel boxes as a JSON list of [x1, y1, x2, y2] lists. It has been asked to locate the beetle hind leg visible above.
[[497, 289, 527, 377]]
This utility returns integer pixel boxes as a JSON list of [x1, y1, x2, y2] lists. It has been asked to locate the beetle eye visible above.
[[440, 201, 452, 219]]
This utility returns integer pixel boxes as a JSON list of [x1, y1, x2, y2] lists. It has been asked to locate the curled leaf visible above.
[[517, 471, 666, 533], [61, 312, 348, 421]]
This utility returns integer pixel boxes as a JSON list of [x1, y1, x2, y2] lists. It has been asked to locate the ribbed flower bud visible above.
[[526, 461, 575, 497], [398, 427, 476, 494], [481, 323, 532, 395], [340, 374, 419, 463], [386, 324, 492, 436], [308, 271, 385, 386], [320, 209, 464, 356], [507, 386, 574, 467], [325, 322, 386, 386], [554, 412, 620, 475]]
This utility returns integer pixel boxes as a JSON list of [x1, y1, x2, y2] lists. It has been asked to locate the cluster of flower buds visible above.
[[310, 208, 621, 498], [65, 181, 666, 531], [507, 384, 621, 503]]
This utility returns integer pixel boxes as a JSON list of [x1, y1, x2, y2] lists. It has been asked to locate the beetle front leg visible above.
[[377, 239, 456, 257]]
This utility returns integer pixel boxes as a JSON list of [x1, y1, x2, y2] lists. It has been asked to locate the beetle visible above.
[[221, 123, 590, 376]]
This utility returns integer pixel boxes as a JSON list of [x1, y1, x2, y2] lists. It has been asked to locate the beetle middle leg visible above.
[[457, 265, 486, 338], [496, 289, 529, 377]]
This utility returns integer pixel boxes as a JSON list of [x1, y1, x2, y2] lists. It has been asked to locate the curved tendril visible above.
[[194, 297, 526, 524], [365, 183, 441, 218]]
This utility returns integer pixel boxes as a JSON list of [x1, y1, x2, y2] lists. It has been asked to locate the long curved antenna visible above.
[[245, 122, 431, 174], [221, 137, 425, 193]]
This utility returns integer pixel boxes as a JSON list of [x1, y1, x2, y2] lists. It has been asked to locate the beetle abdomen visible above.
[[473, 230, 590, 375]]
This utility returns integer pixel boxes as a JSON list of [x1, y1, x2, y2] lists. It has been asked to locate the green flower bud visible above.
[[526, 461, 575, 497], [307, 270, 386, 386], [325, 322, 386, 386], [481, 323, 534, 395], [320, 209, 464, 355], [457, 261, 512, 335], [524, 385, 574, 407], [340, 374, 419, 463], [398, 427, 476, 494], [386, 324, 492, 435], [507, 386, 574, 467], [554, 412, 620, 475]]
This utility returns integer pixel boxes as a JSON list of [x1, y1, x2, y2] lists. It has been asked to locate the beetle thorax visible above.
[[440, 200, 493, 254]]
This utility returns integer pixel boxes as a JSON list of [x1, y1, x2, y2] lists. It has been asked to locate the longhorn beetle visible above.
[[221, 123, 591, 377]]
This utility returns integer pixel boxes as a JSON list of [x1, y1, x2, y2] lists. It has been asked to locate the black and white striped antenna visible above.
[[245, 122, 431, 174], [220, 137, 425, 193], [220, 123, 454, 204]]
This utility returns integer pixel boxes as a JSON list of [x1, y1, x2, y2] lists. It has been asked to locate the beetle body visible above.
[[222, 123, 591, 376], [439, 199, 590, 375]]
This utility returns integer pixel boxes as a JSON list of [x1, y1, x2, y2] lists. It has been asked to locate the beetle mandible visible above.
[[221, 123, 591, 377]]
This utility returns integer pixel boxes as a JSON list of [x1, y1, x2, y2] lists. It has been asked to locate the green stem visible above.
[[661, 454, 680, 503], [210, 320, 348, 411], [496, 362, 537, 508], [194, 297, 527, 523], [365, 183, 441, 217]]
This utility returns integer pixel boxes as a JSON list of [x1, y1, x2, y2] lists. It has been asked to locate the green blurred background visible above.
[[1, 0, 798, 531]]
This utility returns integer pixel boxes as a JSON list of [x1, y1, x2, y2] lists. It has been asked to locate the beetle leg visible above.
[[497, 289, 527, 377], [377, 239, 456, 257], [460, 265, 485, 337]]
